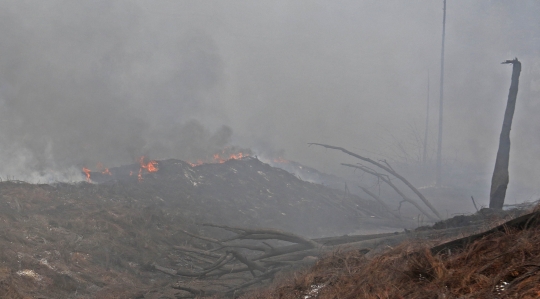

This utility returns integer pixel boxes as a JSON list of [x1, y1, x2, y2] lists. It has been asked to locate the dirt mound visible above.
[[0, 157, 399, 298], [0, 157, 533, 298], [87, 157, 396, 236], [0, 181, 189, 298]]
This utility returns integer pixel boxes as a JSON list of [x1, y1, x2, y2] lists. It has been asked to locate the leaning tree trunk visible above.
[[489, 58, 521, 209]]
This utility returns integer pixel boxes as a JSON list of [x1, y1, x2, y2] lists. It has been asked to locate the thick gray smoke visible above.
[[0, 0, 539, 205], [0, 1, 231, 180]]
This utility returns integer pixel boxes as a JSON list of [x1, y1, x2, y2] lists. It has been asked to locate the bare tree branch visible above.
[[344, 163, 437, 221], [357, 185, 402, 220], [173, 245, 221, 258], [309, 143, 441, 219], [179, 229, 222, 245]]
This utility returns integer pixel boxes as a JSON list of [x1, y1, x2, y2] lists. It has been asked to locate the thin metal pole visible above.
[[423, 70, 430, 164], [436, 0, 446, 185]]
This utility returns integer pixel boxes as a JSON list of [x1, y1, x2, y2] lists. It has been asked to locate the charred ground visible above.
[[0, 157, 399, 298], [243, 207, 540, 299], [0, 157, 531, 298]]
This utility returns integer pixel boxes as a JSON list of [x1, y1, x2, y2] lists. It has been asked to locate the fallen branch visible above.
[[202, 223, 319, 248], [171, 284, 215, 298], [224, 267, 282, 295], [431, 210, 540, 254], [173, 245, 221, 258], [227, 249, 266, 276], [154, 222, 485, 297]]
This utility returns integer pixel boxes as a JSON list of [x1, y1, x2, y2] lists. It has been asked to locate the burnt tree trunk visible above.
[[489, 58, 521, 209]]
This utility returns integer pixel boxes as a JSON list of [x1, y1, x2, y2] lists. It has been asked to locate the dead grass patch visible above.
[[242, 212, 540, 299]]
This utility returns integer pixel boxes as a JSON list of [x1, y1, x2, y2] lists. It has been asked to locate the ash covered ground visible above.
[[0, 157, 406, 298]]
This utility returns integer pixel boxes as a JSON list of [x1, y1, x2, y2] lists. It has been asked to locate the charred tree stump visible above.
[[489, 58, 521, 209]]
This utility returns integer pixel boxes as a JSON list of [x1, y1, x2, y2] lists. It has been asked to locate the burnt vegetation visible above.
[[0, 157, 423, 298], [0, 154, 536, 298], [242, 207, 540, 299], [0, 59, 532, 298]]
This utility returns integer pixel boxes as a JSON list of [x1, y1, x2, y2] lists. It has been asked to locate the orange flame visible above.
[[82, 167, 91, 182], [137, 156, 159, 182], [102, 168, 111, 175], [212, 152, 246, 163], [139, 156, 158, 172], [228, 152, 245, 160], [147, 161, 158, 172]]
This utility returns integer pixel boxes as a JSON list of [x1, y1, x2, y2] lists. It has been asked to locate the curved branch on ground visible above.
[[202, 223, 319, 247]]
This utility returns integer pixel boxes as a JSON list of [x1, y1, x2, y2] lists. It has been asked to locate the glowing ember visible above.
[[189, 160, 205, 167], [273, 157, 289, 163], [82, 167, 91, 182], [213, 154, 225, 163], [95, 162, 112, 176], [189, 151, 249, 166]]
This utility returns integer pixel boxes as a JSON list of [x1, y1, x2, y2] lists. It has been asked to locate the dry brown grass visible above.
[[242, 212, 540, 299]]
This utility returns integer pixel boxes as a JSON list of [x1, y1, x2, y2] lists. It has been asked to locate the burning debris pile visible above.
[[80, 156, 399, 236], [0, 155, 405, 298], [0, 155, 534, 298]]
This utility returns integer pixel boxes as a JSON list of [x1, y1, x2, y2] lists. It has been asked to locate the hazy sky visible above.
[[0, 0, 539, 199]]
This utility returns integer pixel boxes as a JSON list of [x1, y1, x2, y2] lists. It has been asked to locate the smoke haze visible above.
[[0, 1, 539, 204]]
